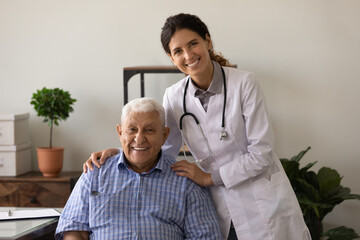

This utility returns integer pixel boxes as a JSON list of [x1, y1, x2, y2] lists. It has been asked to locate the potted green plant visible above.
[[30, 87, 76, 177], [280, 147, 360, 240]]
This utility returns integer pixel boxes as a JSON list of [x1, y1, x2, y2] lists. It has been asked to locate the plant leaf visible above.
[[295, 177, 320, 201], [304, 170, 320, 191], [291, 146, 311, 162], [297, 195, 333, 218], [324, 186, 360, 203], [280, 159, 299, 179], [318, 167, 341, 196], [322, 226, 360, 240], [300, 161, 317, 174]]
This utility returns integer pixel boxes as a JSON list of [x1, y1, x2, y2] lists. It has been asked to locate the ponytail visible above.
[[209, 50, 231, 67]]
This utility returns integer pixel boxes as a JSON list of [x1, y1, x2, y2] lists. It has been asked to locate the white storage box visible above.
[[0, 142, 32, 176], [0, 113, 30, 145]]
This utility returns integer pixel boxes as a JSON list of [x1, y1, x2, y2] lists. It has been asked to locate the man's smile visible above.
[[132, 147, 148, 151]]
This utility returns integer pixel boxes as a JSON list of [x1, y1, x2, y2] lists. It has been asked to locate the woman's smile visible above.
[[186, 58, 200, 67]]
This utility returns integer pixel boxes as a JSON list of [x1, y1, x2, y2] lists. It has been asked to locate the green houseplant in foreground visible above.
[[30, 87, 76, 177], [280, 147, 360, 240]]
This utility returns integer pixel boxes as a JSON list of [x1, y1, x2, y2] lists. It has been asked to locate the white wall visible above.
[[1, 0, 359, 234]]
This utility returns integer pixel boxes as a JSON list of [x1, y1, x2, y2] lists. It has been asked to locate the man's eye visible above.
[[146, 129, 154, 132]]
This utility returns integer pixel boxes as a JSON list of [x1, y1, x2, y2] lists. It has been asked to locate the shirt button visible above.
[[132, 232, 137, 237], [133, 193, 137, 198]]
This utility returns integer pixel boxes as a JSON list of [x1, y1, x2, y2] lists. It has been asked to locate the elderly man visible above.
[[55, 97, 222, 240]]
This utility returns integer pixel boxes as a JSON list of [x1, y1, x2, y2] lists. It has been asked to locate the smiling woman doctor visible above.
[[84, 13, 311, 240]]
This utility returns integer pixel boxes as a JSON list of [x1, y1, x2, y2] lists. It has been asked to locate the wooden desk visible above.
[[0, 171, 81, 207], [0, 207, 61, 240]]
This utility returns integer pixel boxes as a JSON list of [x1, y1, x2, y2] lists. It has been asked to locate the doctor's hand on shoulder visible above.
[[83, 148, 118, 173], [171, 160, 214, 186]]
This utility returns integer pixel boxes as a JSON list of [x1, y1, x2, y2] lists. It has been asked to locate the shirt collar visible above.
[[117, 150, 165, 174], [188, 61, 223, 97]]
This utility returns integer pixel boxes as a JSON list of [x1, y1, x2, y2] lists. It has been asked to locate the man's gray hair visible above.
[[121, 97, 165, 126]]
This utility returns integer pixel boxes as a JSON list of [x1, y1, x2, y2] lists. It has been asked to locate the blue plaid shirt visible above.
[[55, 151, 222, 240]]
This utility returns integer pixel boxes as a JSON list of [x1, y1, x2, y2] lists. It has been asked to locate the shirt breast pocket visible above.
[[89, 192, 130, 229]]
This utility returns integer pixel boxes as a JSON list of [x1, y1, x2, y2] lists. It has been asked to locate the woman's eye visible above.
[[190, 41, 198, 47], [173, 49, 181, 55]]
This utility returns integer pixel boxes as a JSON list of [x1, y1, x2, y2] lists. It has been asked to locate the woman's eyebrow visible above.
[[188, 39, 198, 45], [171, 46, 181, 53]]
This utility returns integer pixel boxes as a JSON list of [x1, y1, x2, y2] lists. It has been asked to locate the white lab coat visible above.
[[162, 64, 311, 240]]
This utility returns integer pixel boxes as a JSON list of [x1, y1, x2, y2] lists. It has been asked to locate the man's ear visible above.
[[162, 127, 170, 144], [116, 124, 122, 137]]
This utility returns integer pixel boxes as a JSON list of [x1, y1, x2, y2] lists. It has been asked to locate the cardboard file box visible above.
[[0, 113, 30, 145], [0, 142, 32, 176]]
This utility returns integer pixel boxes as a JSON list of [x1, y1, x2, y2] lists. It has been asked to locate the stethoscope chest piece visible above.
[[219, 130, 227, 140]]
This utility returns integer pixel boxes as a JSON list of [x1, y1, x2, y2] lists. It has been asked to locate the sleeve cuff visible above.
[[211, 170, 224, 186]]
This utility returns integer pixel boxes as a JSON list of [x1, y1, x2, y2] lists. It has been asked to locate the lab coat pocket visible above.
[[253, 171, 311, 239], [253, 171, 299, 222]]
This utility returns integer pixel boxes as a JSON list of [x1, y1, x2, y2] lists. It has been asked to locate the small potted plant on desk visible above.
[[30, 87, 76, 177]]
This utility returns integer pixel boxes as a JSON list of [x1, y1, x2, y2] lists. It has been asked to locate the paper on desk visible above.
[[0, 208, 61, 221]]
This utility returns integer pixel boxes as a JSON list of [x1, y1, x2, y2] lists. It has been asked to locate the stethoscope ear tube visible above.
[[179, 112, 200, 130], [220, 67, 226, 128]]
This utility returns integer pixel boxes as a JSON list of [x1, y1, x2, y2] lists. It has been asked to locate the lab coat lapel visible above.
[[206, 92, 223, 123], [187, 80, 207, 118], [187, 87, 223, 125]]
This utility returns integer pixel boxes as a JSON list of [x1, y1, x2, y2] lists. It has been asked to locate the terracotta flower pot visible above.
[[36, 147, 64, 177]]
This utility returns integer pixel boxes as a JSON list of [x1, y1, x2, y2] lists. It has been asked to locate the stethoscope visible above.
[[179, 66, 227, 162]]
